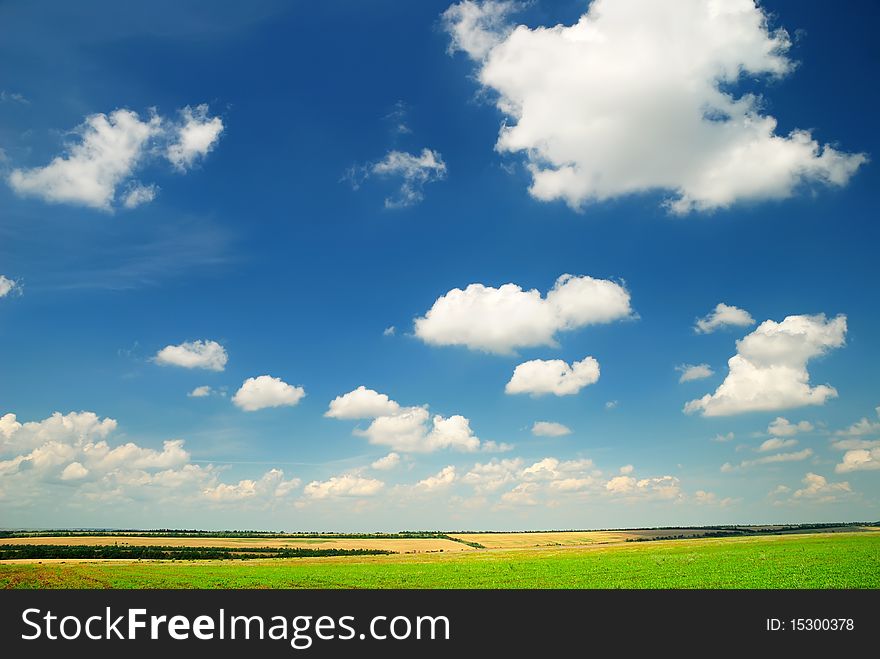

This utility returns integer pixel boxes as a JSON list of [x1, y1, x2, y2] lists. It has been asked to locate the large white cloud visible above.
[[414, 273, 631, 354], [154, 340, 228, 371], [695, 303, 755, 334], [443, 0, 866, 212], [505, 357, 599, 396], [685, 314, 846, 416], [327, 387, 489, 453], [8, 105, 224, 210], [232, 375, 306, 412], [325, 386, 401, 419]]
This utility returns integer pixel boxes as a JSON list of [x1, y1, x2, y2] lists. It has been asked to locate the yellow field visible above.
[[449, 528, 716, 548], [0, 536, 472, 553]]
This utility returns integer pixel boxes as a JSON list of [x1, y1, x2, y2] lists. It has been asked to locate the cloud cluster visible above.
[[506, 357, 599, 396], [443, 0, 865, 212], [8, 104, 223, 210], [414, 274, 631, 354], [685, 314, 846, 416], [0, 411, 298, 506], [154, 340, 228, 371]]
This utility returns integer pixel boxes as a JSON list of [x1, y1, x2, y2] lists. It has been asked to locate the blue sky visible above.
[[1, 0, 877, 531]]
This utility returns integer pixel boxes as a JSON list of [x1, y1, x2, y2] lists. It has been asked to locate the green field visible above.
[[2, 531, 878, 589]]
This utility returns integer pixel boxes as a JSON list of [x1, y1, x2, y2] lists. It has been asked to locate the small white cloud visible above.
[[506, 357, 599, 397], [166, 104, 224, 172], [757, 437, 798, 452], [233, 375, 305, 412], [0, 90, 29, 104], [383, 326, 396, 336], [685, 314, 846, 416], [605, 400, 618, 410], [303, 473, 384, 499], [711, 432, 735, 443], [325, 386, 400, 420], [414, 465, 456, 492], [676, 363, 714, 383], [443, 0, 865, 212], [414, 274, 632, 354], [734, 448, 814, 469], [121, 182, 158, 209], [619, 465, 634, 475], [695, 303, 755, 334], [793, 472, 851, 500], [605, 473, 681, 500], [531, 421, 571, 437], [0, 275, 21, 298], [349, 148, 447, 208], [371, 452, 401, 471], [187, 385, 213, 398], [60, 461, 89, 481], [154, 340, 228, 371], [767, 417, 813, 437]]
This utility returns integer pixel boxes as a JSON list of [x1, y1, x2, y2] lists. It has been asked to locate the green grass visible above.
[[2, 532, 878, 589]]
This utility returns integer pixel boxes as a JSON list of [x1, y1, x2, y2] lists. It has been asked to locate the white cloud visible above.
[[383, 326, 396, 336], [0, 90, 28, 104], [0, 411, 116, 454], [684, 314, 846, 416], [531, 421, 572, 437], [7, 104, 224, 210], [605, 474, 681, 500], [506, 357, 599, 396], [303, 473, 385, 500], [166, 104, 224, 172], [203, 469, 300, 502], [188, 385, 213, 398], [154, 340, 228, 371], [232, 375, 306, 412], [793, 472, 851, 500], [619, 465, 634, 475], [414, 273, 632, 354], [60, 462, 89, 481], [325, 386, 400, 419], [356, 406, 481, 453], [676, 363, 714, 383], [768, 416, 814, 437], [834, 412, 880, 439], [500, 482, 540, 506], [695, 303, 755, 334], [8, 109, 160, 210], [443, 0, 865, 212], [0, 275, 20, 298], [757, 437, 798, 452], [734, 448, 813, 469], [121, 182, 158, 209], [462, 458, 523, 494], [370, 148, 447, 208], [835, 448, 880, 473], [371, 452, 401, 471], [711, 432, 735, 443], [414, 465, 456, 492], [604, 400, 618, 410]]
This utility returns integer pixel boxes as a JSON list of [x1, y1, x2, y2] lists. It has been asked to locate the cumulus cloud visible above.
[[500, 482, 540, 506], [676, 363, 713, 383], [506, 357, 600, 396], [531, 421, 572, 437], [693, 490, 735, 506], [303, 473, 385, 500], [154, 340, 228, 371], [347, 148, 447, 208], [415, 274, 631, 354], [232, 375, 306, 412], [325, 386, 400, 419], [684, 314, 846, 416], [371, 452, 401, 471], [835, 448, 880, 473], [166, 104, 224, 172], [605, 474, 682, 500], [695, 303, 755, 334], [203, 469, 300, 502], [443, 0, 866, 212], [462, 458, 523, 494], [793, 472, 851, 501], [0, 275, 21, 298], [327, 388, 488, 453], [768, 417, 814, 437], [414, 465, 457, 492], [7, 104, 223, 210]]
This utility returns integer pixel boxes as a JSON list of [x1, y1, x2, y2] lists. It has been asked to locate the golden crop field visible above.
[[449, 528, 720, 548]]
